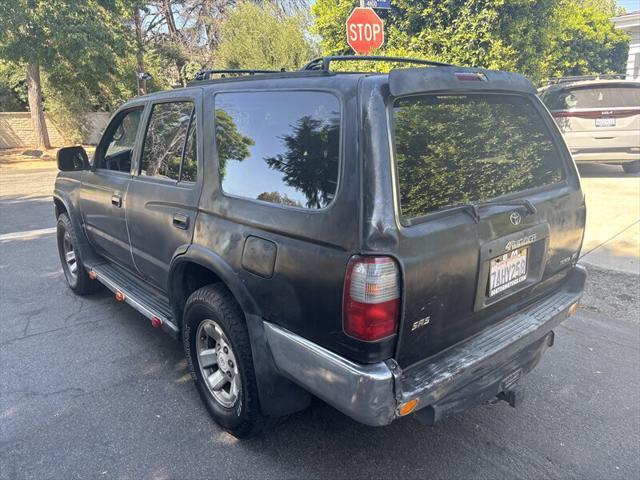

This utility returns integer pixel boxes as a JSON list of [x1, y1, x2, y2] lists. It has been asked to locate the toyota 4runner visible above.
[[54, 56, 587, 438]]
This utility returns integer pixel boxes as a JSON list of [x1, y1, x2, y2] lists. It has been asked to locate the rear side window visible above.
[[541, 85, 640, 110], [393, 94, 562, 220], [141, 101, 194, 181], [215, 91, 340, 209]]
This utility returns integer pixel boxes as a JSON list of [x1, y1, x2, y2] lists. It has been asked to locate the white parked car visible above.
[[539, 75, 640, 174]]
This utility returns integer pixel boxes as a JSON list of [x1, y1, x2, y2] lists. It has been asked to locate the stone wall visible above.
[[0, 112, 111, 149]]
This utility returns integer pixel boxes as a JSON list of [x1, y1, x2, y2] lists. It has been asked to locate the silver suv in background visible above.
[[539, 75, 640, 174]]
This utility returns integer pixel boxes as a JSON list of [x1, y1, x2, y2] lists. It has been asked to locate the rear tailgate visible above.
[[383, 67, 585, 367]]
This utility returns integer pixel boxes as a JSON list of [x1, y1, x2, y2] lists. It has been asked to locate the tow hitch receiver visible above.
[[497, 367, 524, 407], [497, 385, 525, 408]]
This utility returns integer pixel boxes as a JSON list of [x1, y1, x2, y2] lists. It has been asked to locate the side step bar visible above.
[[87, 263, 180, 339]]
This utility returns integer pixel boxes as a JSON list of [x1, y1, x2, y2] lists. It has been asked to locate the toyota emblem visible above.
[[510, 211, 522, 225]]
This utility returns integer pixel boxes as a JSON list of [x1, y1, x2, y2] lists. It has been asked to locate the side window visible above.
[[98, 108, 143, 172], [180, 111, 197, 182], [215, 91, 340, 209], [140, 101, 193, 181]]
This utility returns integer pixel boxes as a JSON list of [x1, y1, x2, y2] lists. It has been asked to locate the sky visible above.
[[617, 0, 639, 13]]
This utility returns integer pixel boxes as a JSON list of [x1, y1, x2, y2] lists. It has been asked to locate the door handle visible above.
[[173, 212, 190, 229], [111, 193, 122, 208]]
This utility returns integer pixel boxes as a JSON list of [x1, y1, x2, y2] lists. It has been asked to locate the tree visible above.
[[256, 191, 301, 207], [215, 1, 317, 71], [214, 108, 254, 178], [0, 0, 131, 148], [264, 115, 340, 209], [541, 0, 629, 78], [312, 0, 628, 84]]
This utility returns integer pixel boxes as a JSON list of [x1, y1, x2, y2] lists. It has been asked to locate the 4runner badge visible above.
[[411, 316, 431, 332], [505, 233, 537, 251]]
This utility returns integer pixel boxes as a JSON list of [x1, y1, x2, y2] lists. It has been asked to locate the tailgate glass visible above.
[[541, 85, 640, 110], [392, 94, 562, 221]]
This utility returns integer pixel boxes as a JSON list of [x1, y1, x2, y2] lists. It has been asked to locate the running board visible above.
[[87, 261, 180, 340]]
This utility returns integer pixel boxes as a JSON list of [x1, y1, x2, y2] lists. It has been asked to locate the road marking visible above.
[[0, 227, 56, 241], [0, 196, 51, 205]]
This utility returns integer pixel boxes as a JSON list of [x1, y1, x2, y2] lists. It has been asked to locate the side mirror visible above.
[[57, 146, 89, 172]]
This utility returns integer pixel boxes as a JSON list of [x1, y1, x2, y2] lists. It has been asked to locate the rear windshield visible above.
[[393, 94, 562, 221], [541, 85, 640, 110]]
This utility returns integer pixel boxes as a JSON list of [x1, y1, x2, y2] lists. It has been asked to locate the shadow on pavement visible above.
[[577, 163, 639, 178]]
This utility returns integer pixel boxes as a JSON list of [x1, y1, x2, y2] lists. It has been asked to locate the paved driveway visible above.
[[1, 155, 638, 479]]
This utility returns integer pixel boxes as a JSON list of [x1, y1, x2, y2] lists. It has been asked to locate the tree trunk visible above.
[[134, 7, 146, 95], [163, 0, 179, 38], [162, 0, 186, 85], [26, 62, 51, 150]]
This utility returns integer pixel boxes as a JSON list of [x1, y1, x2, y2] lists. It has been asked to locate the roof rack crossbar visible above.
[[302, 56, 452, 72], [546, 74, 627, 85], [193, 69, 285, 81]]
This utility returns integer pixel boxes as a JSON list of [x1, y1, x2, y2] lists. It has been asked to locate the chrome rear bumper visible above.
[[264, 265, 586, 427]]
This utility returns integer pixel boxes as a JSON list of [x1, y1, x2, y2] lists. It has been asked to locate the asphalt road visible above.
[[1, 162, 639, 479]]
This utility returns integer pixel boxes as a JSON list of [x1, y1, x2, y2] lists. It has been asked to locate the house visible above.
[[612, 11, 640, 79]]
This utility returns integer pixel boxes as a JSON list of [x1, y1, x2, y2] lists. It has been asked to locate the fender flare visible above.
[[168, 244, 311, 417], [168, 244, 261, 319], [52, 191, 97, 264]]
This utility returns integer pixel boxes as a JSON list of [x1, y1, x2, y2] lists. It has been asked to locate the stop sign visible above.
[[346, 7, 384, 55]]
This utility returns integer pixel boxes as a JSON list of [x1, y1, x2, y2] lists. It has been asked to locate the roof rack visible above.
[[193, 69, 285, 81], [545, 74, 627, 85], [301, 55, 452, 72]]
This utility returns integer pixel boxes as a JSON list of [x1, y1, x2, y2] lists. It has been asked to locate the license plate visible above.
[[595, 117, 615, 128], [489, 247, 528, 297]]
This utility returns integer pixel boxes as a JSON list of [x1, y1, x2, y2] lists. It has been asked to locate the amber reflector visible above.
[[115, 291, 126, 302], [88, 271, 97, 280], [568, 303, 578, 317], [398, 399, 419, 416]]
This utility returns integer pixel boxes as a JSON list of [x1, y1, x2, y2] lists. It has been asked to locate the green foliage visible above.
[[541, 0, 630, 78], [393, 95, 561, 218], [0, 0, 132, 95], [0, 60, 27, 110], [215, 1, 317, 71], [214, 109, 254, 178], [141, 102, 194, 179], [264, 115, 340, 209], [181, 62, 205, 84], [312, 0, 629, 83]]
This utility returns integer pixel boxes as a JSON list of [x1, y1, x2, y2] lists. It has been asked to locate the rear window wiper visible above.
[[447, 199, 537, 223], [478, 199, 537, 215]]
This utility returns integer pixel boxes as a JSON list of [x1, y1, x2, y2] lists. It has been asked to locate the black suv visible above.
[[54, 56, 586, 438]]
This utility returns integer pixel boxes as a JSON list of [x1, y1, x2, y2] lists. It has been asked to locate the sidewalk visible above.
[[579, 164, 640, 275]]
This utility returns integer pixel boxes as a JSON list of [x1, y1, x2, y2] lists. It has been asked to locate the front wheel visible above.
[[56, 213, 99, 295], [622, 161, 640, 174], [183, 284, 271, 438]]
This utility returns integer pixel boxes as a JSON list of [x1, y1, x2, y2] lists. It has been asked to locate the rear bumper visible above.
[[571, 150, 640, 163], [264, 265, 587, 427]]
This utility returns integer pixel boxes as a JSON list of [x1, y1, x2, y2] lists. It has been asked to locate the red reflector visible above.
[[151, 316, 163, 328], [455, 72, 487, 82], [343, 256, 400, 341]]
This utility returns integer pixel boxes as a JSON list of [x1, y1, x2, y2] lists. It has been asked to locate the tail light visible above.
[[343, 256, 400, 341]]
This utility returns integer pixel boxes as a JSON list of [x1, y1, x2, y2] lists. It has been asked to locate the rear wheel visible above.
[[622, 161, 640, 174], [183, 284, 270, 438], [56, 213, 99, 295]]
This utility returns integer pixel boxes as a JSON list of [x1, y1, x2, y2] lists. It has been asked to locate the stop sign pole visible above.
[[346, 5, 385, 55]]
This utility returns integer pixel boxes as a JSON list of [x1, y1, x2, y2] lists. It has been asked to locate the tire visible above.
[[183, 284, 271, 438], [622, 161, 640, 174], [56, 213, 100, 295]]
